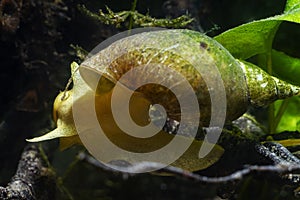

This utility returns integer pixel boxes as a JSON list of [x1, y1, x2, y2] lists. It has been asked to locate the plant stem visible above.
[[128, 0, 138, 30], [265, 23, 281, 134], [266, 51, 275, 134]]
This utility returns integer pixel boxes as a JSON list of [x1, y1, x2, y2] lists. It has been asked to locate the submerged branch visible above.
[[0, 145, 56, 200], [77, 150, 300, 184]]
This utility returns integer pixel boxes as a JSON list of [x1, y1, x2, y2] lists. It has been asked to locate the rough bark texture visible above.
[[0, 145, 56, 200]]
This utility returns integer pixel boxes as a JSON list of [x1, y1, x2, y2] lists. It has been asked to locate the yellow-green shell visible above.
[[80, 29, 249, 126], [27, 29, 300, 172]]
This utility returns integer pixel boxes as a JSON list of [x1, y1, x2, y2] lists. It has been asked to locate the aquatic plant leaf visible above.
[[285, 0, 300, 11], [215, 0, 300, 133], [214, 0, 300, 59], [275, 96, 300, 132], [271, 50, 300, 86]]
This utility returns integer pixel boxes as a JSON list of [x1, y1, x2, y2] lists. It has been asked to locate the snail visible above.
[[27, 29, 300, 172]]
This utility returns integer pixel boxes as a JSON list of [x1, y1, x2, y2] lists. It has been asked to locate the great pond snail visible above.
[[28, 29, 300, 172]]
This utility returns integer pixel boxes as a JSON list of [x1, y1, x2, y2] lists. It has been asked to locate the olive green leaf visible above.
[[285, 0, 300, 11], [215, 20, 280, 59], [268, 50, 300, 133], [214, 0, 300, 134], [254, 49, 300, 86], [214, 0, 300, 59], [274, 96, 300, 133], [271, 50, 300, 86]]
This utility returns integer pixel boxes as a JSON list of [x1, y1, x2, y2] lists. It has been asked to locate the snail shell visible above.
[[27, 29, 300, 172], [80, 29, 299, 126], [80, 29, 247, 127]]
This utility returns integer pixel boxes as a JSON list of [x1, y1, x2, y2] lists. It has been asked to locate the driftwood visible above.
[[0, 145, 56, 200], [77, 143, 300, 184]]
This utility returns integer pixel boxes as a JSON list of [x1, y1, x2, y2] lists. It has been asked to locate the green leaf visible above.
[[275, 96, 300, 132], [271, 49, 300, 86], [215, 20, 280, 59], [214, 0, 300, 59], [284, 0, 300, 12]]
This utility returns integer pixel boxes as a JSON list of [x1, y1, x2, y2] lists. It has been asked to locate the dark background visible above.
[[1, 0, 300, 199]]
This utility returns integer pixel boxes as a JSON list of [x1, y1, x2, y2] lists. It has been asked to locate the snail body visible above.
[[28, 29, 300, 172]]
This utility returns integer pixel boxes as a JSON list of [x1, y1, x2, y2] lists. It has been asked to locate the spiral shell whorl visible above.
[[80, 29, 249, 126], [239, 60, 300, 107]]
